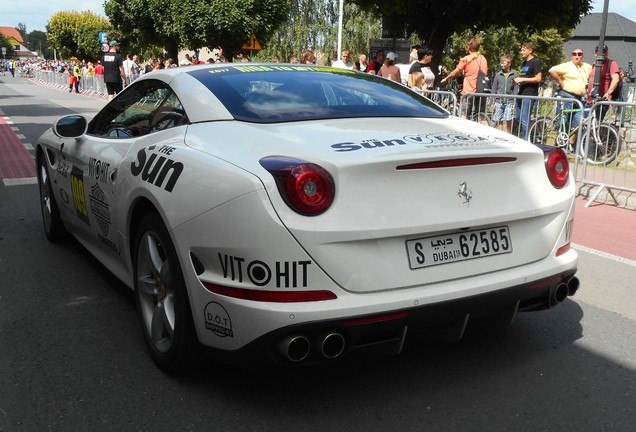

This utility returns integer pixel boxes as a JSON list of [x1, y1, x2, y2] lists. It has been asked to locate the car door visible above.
[[62, 79, 190, 263]]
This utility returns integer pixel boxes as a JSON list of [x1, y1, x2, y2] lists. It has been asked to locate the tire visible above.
[[133, 212, 198, 372], [37, 154, 66, 242], [528, 118, 558, 146], [583, 123, 621, 165]]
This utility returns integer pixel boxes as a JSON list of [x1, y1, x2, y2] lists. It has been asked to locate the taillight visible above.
[[260, 157, 335, 215], [538, 145, 569, 188]]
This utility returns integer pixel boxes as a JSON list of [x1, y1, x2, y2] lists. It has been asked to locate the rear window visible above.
[[187, 65, 447, 123]]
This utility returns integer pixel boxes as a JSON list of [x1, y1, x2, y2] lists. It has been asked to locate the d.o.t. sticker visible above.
[[204, 302, 233, 337]]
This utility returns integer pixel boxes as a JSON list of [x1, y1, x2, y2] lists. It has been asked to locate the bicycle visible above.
[[528, 100, 621, 165]]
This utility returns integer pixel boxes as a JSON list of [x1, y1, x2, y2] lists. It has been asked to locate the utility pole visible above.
[[591, 0, 610, 98]]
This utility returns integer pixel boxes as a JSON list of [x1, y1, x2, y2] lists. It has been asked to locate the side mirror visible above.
[[53, 115, 88, 138]]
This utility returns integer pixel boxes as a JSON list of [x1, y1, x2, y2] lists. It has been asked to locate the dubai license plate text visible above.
[[406, 226, 513, 269]]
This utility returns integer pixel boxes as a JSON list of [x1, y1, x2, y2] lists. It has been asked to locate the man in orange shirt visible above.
[[440, 37, 488, 124]]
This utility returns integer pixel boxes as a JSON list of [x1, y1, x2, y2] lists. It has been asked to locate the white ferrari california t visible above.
[[37, 64, 579, 371]]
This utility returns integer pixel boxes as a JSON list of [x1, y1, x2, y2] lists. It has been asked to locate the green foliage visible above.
[[175, 0, 291, 56], [105, 0, 179, 58], [16, 23, 27, 39], [46, 11, 113, 61], [0, 34, 16, 58], [26, 30, 53, 59], [254, 0, 382, 63], [104, 0, 291, 60]]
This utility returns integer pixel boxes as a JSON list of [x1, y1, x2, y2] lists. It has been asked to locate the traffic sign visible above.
[[100, 43, 110, 53], [241, 34, 262, 51], [99, 32, 108, 44]]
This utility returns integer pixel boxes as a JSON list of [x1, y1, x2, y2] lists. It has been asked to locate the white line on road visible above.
[[573, 243, 636, 268], [2, 178, 38, 186]]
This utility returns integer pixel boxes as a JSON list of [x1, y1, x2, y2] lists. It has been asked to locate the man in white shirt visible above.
[[122, 54, 134, 78], [332, 49, 353, 70]]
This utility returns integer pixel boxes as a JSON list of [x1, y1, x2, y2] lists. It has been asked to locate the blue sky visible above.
[[0, 0, 634, 34], [591, 0, 636, 21]]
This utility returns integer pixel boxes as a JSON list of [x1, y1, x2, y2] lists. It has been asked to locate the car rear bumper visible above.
[[200, 268, 578, 366]]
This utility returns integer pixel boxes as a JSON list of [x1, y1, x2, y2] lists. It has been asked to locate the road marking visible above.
[[3, 177, 37, 186], [573, 243, 636, 268], [0, 115, 36, 180]]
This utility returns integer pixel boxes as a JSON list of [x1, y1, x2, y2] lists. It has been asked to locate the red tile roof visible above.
[[0, 26, 24, 43]]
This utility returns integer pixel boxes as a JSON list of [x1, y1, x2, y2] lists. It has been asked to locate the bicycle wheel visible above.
[[528, 117, 558, 145], [583, 123, 621, 165]]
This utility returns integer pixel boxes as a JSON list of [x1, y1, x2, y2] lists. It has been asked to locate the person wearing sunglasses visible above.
[[548, 48, 592, 130]]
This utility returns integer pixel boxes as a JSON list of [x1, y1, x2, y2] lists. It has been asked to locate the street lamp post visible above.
[[591, 0, 610, 98], [337, 0, 344, 61]]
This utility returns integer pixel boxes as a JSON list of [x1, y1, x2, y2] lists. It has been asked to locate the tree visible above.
[[352, 0, 592, 73], [176, 0, 291, 58], [104, 0, 181, 60], [104, 0, 291, 61], [26, 30, 53, 59], [254, 0, 382, 63], [46, 11, 113, 61], [16, 23, 27, 39], [0, 34, 16, 58]]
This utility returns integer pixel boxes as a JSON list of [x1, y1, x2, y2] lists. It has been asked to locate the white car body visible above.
[[37, 64, 578, 369]]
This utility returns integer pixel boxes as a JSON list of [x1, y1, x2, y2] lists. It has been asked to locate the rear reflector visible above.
[[397, 157, 516, 170], [203, 282, 337, 302], [343, 311, 409, 327], [556, 243, 571, 257], [529, 276, 562, 290]]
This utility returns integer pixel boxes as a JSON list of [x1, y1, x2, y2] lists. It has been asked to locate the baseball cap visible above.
[[109, 40, 120, 47], [386, 52, 397, 61]]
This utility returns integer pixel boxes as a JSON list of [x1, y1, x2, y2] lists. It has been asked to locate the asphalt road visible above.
[[1, 76, 635, 432]]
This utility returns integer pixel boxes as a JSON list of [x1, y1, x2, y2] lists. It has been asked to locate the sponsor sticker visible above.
[[205, 302, 233, 337], [331, 133, 515, 152]]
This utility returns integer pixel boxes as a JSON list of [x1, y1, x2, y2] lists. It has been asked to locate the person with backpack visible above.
[[440, 36, 489, 124], [586, 44, 622, 121]]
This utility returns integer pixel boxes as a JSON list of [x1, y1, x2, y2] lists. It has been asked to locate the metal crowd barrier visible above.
[[451, 92, 636, 207], [577, 99, 636, 207], [33, 70, 142, 99], [416, 89, 458, 116]]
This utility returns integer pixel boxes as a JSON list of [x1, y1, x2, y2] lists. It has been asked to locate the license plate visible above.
[[406, 226, 513, 269]]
